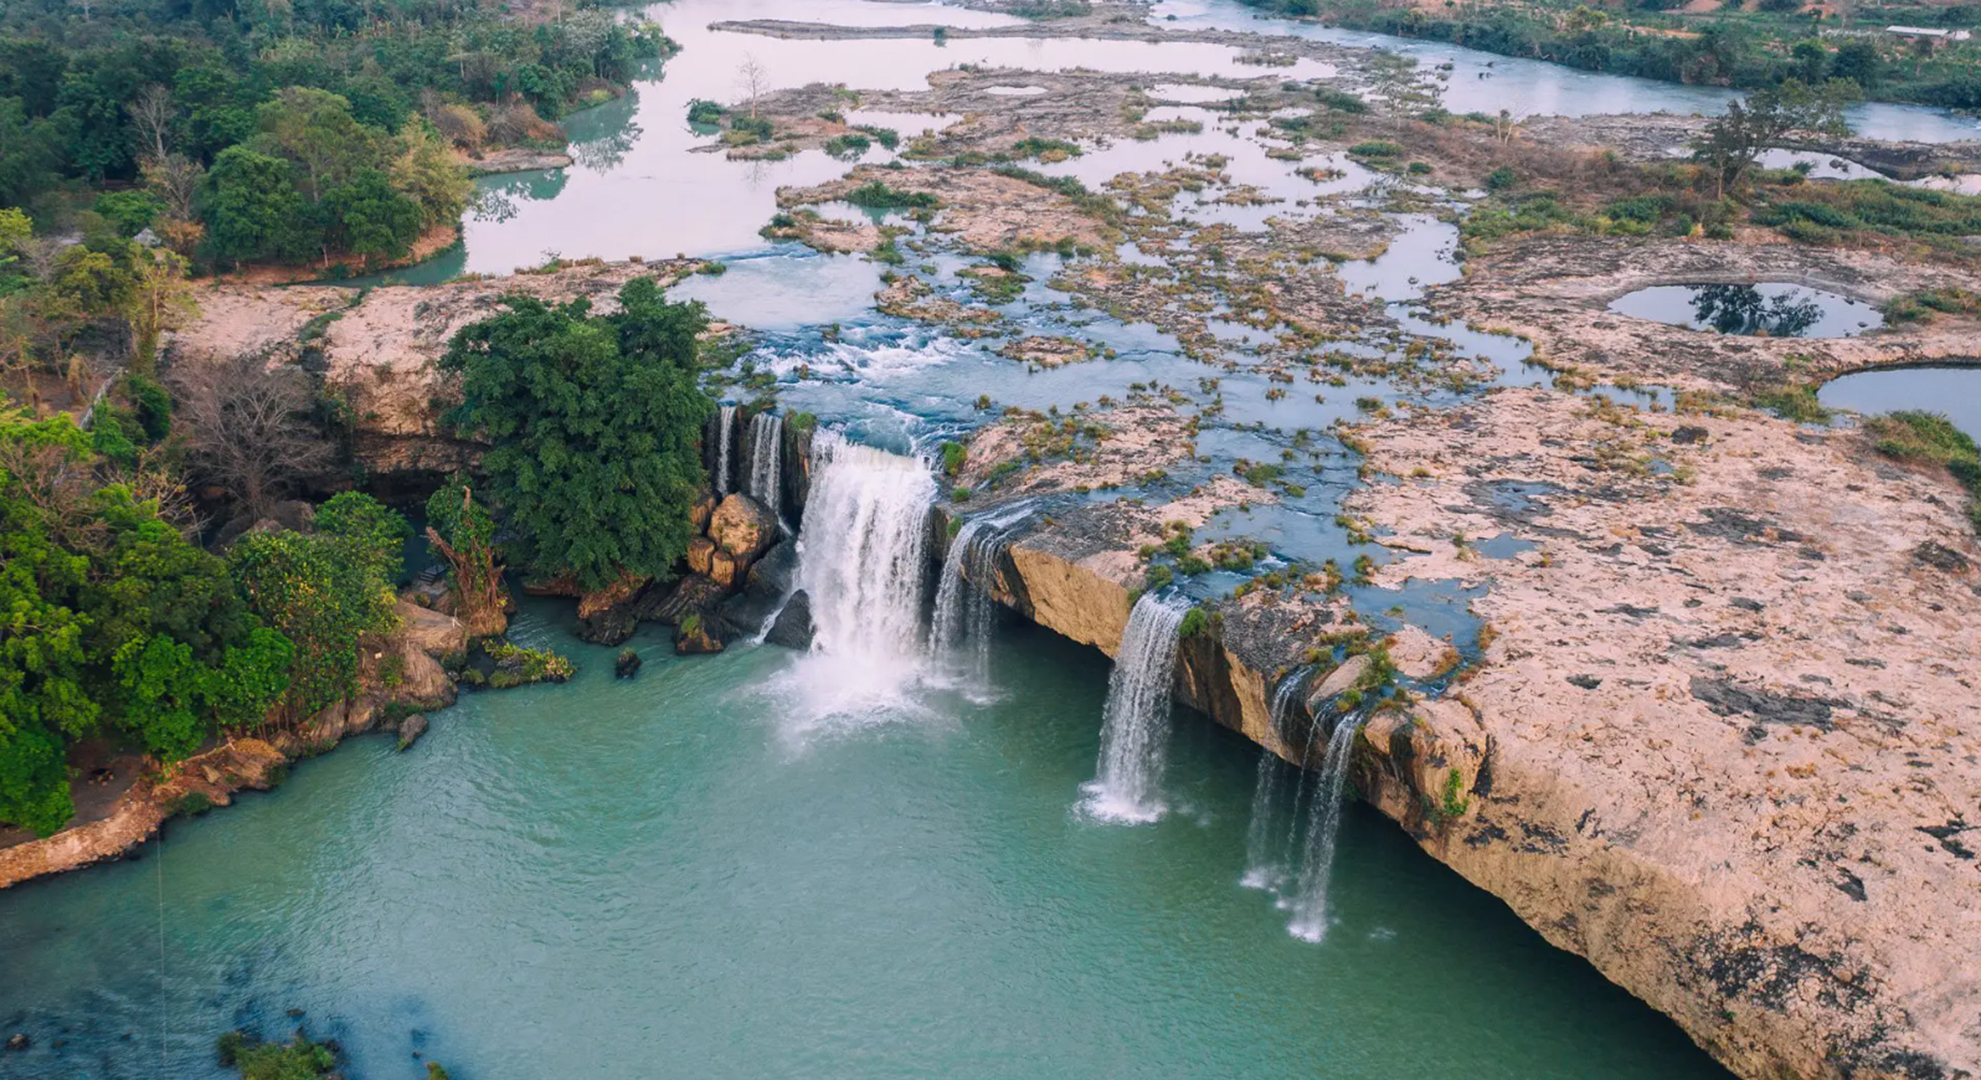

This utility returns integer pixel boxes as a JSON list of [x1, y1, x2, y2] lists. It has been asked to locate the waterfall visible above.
[[928, 502, 1031, 684], [1240, 670, 1310, 890], [714, 404, 737, 496], [1286, 711, 1366, 943], [1082, 594, 1188, 824], [746, 412, 783, 522], [788, 431, 937, 717]]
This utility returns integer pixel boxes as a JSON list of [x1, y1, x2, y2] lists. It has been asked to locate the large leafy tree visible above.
[[229, 493, 405, 720], [201, 146, 308, 266], [0, 403, 295, 836], [439, 277, 714, 591]]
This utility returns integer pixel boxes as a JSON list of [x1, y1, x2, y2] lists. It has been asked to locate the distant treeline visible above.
[[1240, 0, 1981, 108]]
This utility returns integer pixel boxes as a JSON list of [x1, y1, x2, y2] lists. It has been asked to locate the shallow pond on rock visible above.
[[0, 600, 1735, 1080], [1607, 283, 1883, 339], [1819, 364, 1981, 439]]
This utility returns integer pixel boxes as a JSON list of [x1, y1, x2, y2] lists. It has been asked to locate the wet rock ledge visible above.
[[938, 391, 1981, 1080]]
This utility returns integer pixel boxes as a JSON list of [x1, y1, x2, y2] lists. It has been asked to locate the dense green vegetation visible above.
[[0, 387, 406, 836], [0, 0, 671, 271], [438, 276, 715, 591], [1234, 0, 1981, 106], [217, 1030, 339, 1080]]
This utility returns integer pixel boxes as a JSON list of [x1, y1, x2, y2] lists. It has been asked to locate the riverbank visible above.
[[0, 601, 463, 892]]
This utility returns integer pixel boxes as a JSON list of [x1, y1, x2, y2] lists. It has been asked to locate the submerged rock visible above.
[[6, 1034, 28, 1051], [395, 714, 428, 751], [763, 590, 814, 650]]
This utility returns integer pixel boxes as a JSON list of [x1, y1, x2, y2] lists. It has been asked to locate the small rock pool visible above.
[[1819, 364, 1981, 440], [1607, 283, 1883, 339]]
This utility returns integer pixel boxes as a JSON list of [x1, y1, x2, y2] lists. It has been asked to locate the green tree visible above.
[[201, 146, 308, 265], [438, 277, 714, 591], [424, 476, 505, 635], [249, 87, 387, 204], [1692, 78, 1860, 198], [229, 521, 400, 719], [317, 169, 424, 265], [389, 121, 474, 230], [314, 490, 411, 584]]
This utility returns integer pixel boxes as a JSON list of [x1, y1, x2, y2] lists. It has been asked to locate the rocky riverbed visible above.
[[126, 4, 1981, 1077]]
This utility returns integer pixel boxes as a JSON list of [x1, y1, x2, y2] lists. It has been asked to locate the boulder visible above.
[[616, 648, 643, 679], [395, 713, 428, 751], [686, 535, 717, 576], [395, 600, 467, 660], [393, 637, 457, 710], [675, 618, 724, 655], [764, 590, 814, 650], [578, 573, 649, 619], [648, 574, 728, 626], [709, 494, 777, 561], [7, 1034, 29, 1051], [745, 541, 798, 598], [709, 549, 744, 590], [574, 604, 639, 647], [690, 491, 719, 533], [1306, 653, 1370, 715]]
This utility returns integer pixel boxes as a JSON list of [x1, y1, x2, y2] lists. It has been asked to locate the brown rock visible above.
[[578, 572, 649, 620], [709, 494, 777, 561], [690, 491, 719, 533], [395, 600, 467, 660], [687, 535, 717, 576], [709, 550, 745, 590]]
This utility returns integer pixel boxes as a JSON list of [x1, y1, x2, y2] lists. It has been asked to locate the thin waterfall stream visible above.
[[745, 412, 784, 524], [1286, 711, 1368, 943], [714, 404, 737, 496], [1241, 669, 1311, 891], [928, 502, 1032, 686], [1082, 594, 1189, 824]]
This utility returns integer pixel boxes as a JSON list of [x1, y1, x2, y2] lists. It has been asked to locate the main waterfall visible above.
[[1082, 594, 1188, 824], [786, 431, 938, 720]]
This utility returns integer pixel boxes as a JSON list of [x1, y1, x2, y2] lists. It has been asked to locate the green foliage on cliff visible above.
[[0, 403, 298, 836], [227, 495, 406, 720], [440, 276, 715, 591]]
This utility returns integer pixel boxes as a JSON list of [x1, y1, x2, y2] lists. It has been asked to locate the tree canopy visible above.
[[438, 277, 714, 592]]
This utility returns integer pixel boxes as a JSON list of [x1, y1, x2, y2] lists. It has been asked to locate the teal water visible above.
[[0, 601, 1731, 1080]]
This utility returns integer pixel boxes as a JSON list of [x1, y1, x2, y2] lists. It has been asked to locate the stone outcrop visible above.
[[940, 383, 1981, 1080], [710, 494, 777, 561], [169, 259, 711, 478]]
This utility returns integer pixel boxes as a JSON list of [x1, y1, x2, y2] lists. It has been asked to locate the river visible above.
[[11, 0, 1955, 1074]]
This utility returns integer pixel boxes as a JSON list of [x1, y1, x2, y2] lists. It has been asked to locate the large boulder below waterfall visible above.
[[649, 574, 729, 626], [686, 536, 717, 576], [745, 541, 797, 597], [763, 590, 814, 650], [710, 494, 777, 561]]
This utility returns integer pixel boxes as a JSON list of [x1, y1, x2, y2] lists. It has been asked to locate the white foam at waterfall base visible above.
[[779, 432, 938, 733], [1080, 594, 1189, 824], [1284, 712, 1366, 943]]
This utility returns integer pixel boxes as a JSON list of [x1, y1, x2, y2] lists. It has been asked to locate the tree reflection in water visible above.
[[1690, 284, 1823, 337]]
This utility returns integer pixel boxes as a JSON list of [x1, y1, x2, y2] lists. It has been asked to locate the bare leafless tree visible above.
[[738, 54, 768, 119], [127, 85, 175, 163], [141, 152, 204, 221], [168, 352, 337, 517]]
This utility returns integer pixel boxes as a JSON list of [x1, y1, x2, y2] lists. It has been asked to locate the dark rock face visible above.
[[674, 620, 724, 655], [650, 575, 728, 625], [395, 714, 428, 751], [574, 605, 640, 647], [1912, 541, 1971, 574], [763, 590, 814, 650], [616, 648, 643, 679]]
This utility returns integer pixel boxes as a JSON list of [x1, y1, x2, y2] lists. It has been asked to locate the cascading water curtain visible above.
[[1083, 593, 1189, 824]]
